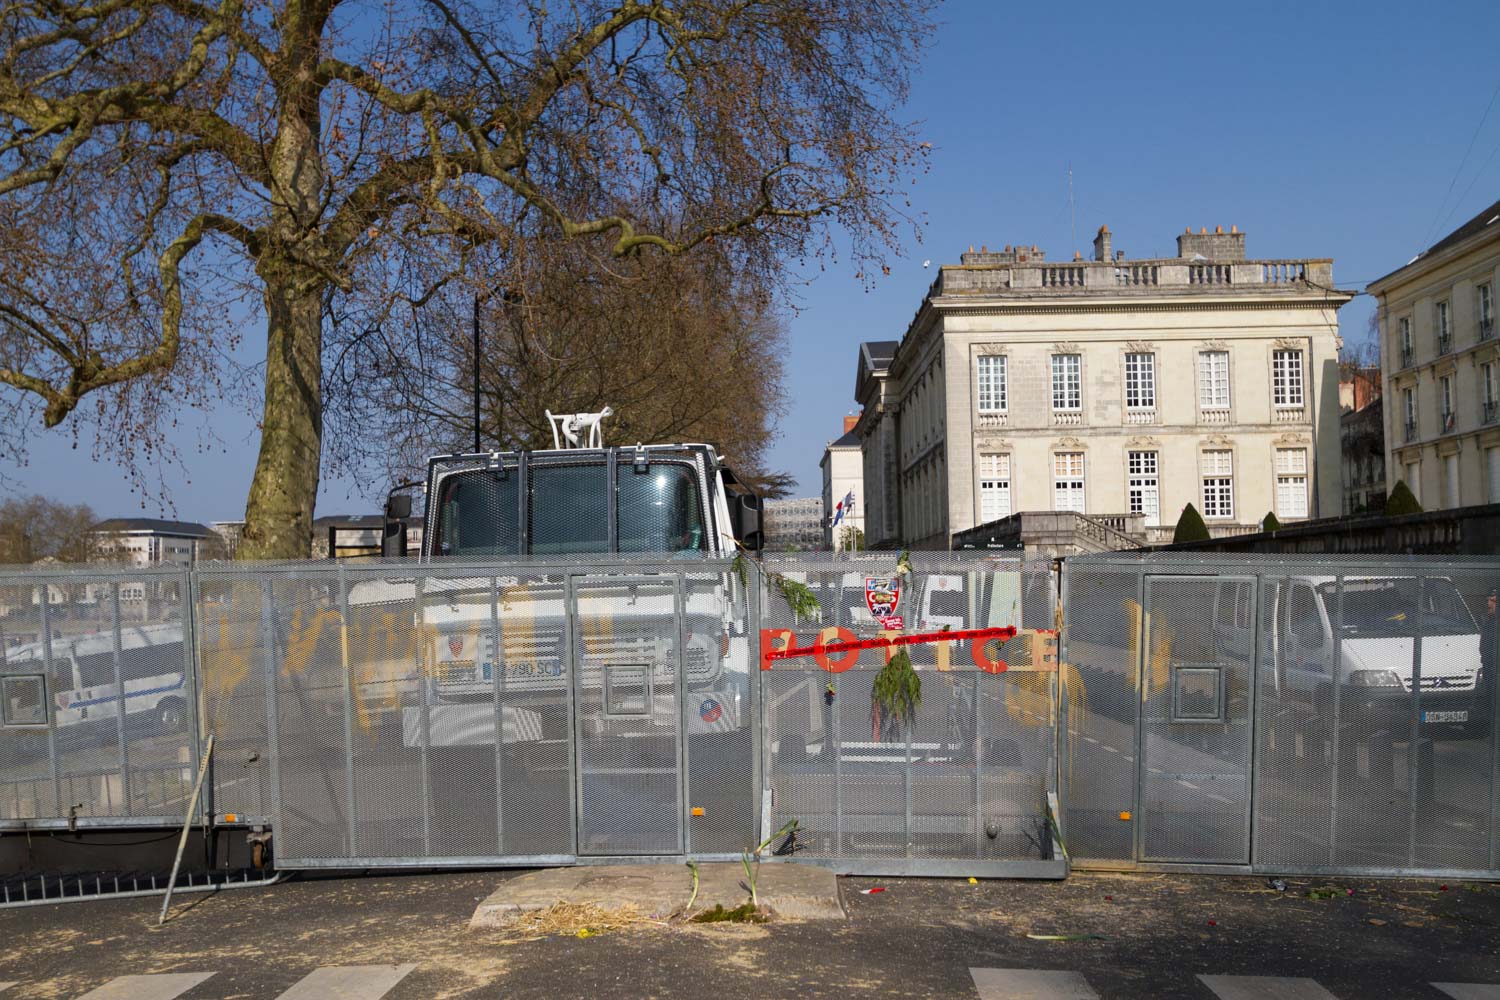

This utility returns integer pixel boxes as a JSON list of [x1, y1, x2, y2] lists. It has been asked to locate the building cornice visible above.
[[931, 297, 1351, 318]]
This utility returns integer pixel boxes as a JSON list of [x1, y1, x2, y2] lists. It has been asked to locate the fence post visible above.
[[1328, 575, 1343, 866], [564, 571, 579, 858], [490, 575, 505, 856], [674, 571, 689, 855], [416, 570, 432, 857], [338, 563, 357, 857], [109, 582, 130, 816], [181, 566, 205, 828], [1408, 576, 1426, 866], [973, 671, 983, 860], [38, 590, 61, 817], [748, 560, 764, 851], [257, 579, 283, 844]]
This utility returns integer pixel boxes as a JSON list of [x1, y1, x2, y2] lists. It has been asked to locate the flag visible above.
[[832, 490, 854, 527]]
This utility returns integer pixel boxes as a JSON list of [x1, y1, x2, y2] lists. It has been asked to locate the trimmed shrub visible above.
[[1261, 512, 1282, 532], [1385, 480, 1422, 516], [1173, 502, 1211, 543]]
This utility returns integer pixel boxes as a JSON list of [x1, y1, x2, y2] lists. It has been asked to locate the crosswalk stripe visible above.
[[970, 968, 1099, 999], [76, 973, 215, 1000], [1198, 975, 1339, 1000], [0, 984, 14, 993], [1432, 986, 1500, 1000], [274, 964, 418, 999]]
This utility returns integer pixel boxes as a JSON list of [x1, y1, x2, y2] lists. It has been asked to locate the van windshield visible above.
[[1318, 578, 1477, 637]]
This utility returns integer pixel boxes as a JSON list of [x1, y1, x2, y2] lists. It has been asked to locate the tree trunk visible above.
[[237, 270, 324, 560]]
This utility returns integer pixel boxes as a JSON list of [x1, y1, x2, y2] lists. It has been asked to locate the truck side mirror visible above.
[[383, 493, 412, 557], [385, 494, 412, 520], [731, 493, 763, 553]]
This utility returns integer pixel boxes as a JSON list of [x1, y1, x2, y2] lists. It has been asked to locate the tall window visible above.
[[1124, 353, 1156, 410], [1127, 450, 1160, 526], [1399, 316, 1413, 362], [1274, 448, 1308, 519], [976, 355, 1007, 413], [1440, 374, 1455, 431], [1272, 350, 1304, 408], [1485, 363, 1497, 423], [1198, 351, 1230, 410], [1051, 354, 1082, 411], [1480, 284, 1494, 339], [1200, 450, 1234, 519], [1053, 452, 1086, 512], [1443, 453, 1460, 508], [1405, 461, 1421, 503], [1437, 300, 1451, 352], [979, 454, 1011, 522], [1488, 447, 1500, 504], [1403, 386, 1417, 438]]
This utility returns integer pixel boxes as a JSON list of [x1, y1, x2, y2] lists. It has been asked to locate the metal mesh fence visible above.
[[4, 552, 1496, 881], [1064, 554, 1500, 878], [758, 554, 1060, 873], [0, 567, 198, 827]]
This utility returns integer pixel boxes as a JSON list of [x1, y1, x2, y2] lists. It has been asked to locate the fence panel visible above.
[[758, 553, 1061, 875], [0, 567, 197, 828], [1066, 554, 1500, 879]]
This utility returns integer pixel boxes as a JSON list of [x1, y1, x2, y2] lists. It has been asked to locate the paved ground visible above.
[[0, 868, 1497, 998], [469, 862, 843, 927]]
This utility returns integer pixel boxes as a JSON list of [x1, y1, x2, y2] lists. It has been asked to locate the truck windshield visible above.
[[435, 460, 705, 557]]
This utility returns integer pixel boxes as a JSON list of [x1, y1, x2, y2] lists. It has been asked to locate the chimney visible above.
[[843, 414, 860, 434], [1176, 226, 1248, 261], [1092, 224, 1112, 262]]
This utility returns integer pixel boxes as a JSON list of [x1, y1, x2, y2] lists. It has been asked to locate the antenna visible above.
[[1067, 163, 1077, 257]]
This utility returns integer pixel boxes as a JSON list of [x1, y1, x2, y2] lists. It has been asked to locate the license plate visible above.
[[1422, 710, 1468, 723]]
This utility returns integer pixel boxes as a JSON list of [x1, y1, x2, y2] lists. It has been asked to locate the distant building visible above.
[[1370, 195, 1500, 509], [1340, 366, 1385, 514], [855, 224, 1354, 549], [762, 498, 824, 551], [90, 519, 215, 566], [820, 415, 865, 550]]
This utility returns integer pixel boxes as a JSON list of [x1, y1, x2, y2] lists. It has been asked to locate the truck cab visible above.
[[365, 422, 764, 798]]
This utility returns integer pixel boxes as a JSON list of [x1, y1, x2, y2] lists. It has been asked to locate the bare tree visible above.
[[327, 232, 791, 489], [0, 494, 99, 562], [0, 0, 935, 557]]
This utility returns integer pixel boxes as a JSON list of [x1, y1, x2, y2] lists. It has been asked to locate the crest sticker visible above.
[[865, 577, 901, 619]]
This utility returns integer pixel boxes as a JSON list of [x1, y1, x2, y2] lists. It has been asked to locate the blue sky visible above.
[[11, 0, 1500, 518]]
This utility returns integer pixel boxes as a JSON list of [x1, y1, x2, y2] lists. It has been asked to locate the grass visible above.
[[690, 902, 767, 924]]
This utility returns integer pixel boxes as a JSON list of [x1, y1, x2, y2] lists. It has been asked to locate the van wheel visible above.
[[156, 698, 186, 735]]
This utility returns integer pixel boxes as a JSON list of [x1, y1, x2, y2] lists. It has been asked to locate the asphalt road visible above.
[[0, 869, 1497, 998]]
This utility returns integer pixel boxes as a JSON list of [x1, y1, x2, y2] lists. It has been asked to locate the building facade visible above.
[[1340, 365, 1385, 515], [1370, 197, 1500, 510], [820, 416, 865, 550], [762, 497, 824, 551], [856, 226, 1353, 549], [90, 519, 216, 567]]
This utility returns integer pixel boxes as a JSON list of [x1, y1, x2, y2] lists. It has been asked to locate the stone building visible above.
[[820, 416, 865, 550], [1370, 196, 1500, 509], [855, 225, 1354, 549]]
